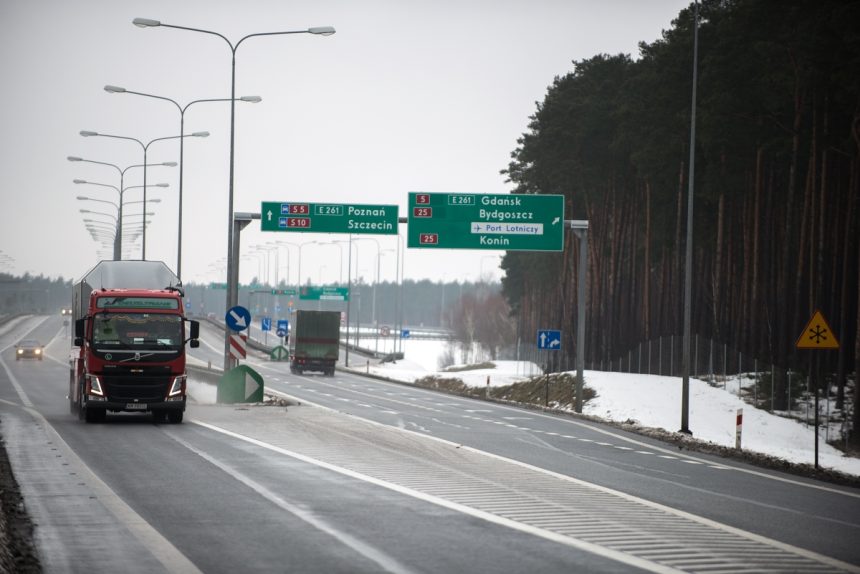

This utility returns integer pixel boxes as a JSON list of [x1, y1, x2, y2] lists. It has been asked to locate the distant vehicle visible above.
[[15, 339, 43, 360], [61, 308, 73, 315], [290, 310, 339, 376]]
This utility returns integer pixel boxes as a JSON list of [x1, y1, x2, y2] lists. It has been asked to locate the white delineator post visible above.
[[735, 408, 743, 449]]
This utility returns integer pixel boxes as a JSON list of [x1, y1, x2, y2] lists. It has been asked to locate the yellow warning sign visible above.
[[795, 310, 839, 350]]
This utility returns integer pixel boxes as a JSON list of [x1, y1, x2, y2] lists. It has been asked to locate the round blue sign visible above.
[[225, 305, 251, 332]]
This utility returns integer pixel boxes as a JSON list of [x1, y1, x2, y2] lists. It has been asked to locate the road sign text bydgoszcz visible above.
[[261, 202, 399, 235], [407, 192, 564, 251]]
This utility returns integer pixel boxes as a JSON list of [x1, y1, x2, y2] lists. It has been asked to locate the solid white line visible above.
[[0, 398, 202, 573], [259, 388, 860, 574], [0, 356, 34, 407], [189, 418, 685, 574], [165, 431, 416, 574], [249, 353, 860, 499], [334, 370, 860, 499]]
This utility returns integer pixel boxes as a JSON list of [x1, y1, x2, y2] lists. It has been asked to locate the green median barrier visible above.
[[270, 345, 290, 362], [217, 365, 265, 404]]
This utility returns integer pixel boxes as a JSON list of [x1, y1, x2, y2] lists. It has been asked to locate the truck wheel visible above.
[[167, 411, 184, 424]]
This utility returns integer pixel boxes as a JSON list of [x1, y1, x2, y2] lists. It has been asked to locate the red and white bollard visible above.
[[735, 408, 743, 449]]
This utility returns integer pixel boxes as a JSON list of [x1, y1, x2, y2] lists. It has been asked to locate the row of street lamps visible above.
[[129, 17, 336, 370], [68, 16, 335, 372]]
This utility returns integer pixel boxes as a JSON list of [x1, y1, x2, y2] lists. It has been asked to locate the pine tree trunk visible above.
[[643, 180, 652, 340]]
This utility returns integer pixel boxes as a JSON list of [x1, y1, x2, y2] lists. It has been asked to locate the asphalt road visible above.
[[1, 315, 858, 573]]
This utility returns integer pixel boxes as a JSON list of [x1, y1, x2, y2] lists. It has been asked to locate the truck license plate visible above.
[[126, 403, 148, 410]]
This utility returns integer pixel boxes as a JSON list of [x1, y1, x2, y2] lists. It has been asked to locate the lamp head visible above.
[[155, 183, 170, 188], [76, 196, 88, 200], [73, 179, 87, 184], [162, 162, 178, 167], [133, 18, 161, 28], [80, 131, 98, 137], [67, 156, 82, 162], [191, 131, 210, 138], [240, 96, 262, 103], [309, 26, 336, 36], [104, 85, 127, 93]]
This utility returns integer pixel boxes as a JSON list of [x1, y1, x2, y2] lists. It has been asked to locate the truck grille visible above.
[[102, 375, 171, 402]]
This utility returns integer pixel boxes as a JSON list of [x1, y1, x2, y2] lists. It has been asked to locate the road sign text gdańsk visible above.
[[407, 192, 565, 250], [261, 202, 399, 235]]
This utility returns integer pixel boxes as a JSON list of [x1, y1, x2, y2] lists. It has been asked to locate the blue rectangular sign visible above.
[[537, 329, 562, 350], [261, 317, 272, 332]]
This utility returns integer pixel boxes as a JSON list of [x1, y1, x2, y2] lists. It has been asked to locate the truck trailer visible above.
[[290, 310, 339, 376], [69, 260, 199, 423]]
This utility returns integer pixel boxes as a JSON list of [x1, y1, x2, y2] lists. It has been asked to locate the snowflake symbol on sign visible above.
[[808, 325, 828, 345]]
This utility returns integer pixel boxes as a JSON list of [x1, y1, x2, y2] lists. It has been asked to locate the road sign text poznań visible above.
[[261, 202, 399, 235], [407, 192, 564, 250]]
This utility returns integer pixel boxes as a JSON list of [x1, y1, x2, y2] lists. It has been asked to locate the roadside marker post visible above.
[[735, 409, 743, 449]]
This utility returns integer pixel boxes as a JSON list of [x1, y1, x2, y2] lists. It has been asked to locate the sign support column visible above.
[[225, 213, 257, 372], [572, 221, 588, 413]]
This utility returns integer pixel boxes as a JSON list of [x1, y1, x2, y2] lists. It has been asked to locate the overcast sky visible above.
[[1, 0, 689, 286]]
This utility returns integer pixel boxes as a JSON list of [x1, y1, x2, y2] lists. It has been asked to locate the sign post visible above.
[[795, 310, 840, 469]]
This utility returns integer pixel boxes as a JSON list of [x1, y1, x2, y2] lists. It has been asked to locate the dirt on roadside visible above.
[[0, 433, 41, 573]]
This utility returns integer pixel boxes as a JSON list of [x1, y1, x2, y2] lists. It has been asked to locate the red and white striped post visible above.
[[229, 333, 247, 361], [735, 408, 743, 449]]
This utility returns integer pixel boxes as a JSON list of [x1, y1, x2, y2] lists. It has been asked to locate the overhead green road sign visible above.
[[261, 201, 399, 235], [300, 286, 349, 301], [407, 192, 565, 251]]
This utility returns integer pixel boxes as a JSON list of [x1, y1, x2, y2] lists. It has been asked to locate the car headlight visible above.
[[34, 349, 41, 355], [17, 349, 23, 355], [168, 375, 186, 397]]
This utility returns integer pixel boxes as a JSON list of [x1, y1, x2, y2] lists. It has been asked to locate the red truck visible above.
[[69, 261, 199, 423]]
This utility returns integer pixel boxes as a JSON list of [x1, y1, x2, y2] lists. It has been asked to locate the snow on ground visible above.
[[362, 340, 860, 477]]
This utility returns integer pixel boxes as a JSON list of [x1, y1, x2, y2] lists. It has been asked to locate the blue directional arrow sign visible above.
[[537, 329, 562, 351], [226, 306, 251, 332], [261, 317, 272, 332]]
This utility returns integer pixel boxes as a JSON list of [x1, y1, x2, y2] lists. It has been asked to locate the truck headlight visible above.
[[87, 375, 104, 396], [168, 375, 186, 397]]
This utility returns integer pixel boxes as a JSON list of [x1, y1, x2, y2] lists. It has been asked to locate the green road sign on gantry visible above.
[[299, 286, 349, 301], [261, 202, 399, 235], [407, 192, 565, 251]]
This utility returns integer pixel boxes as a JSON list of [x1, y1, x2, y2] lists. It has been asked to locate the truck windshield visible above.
[[93, 313, 183, 350]]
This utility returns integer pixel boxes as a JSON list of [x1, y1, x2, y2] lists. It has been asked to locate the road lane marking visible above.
[[253, 356, 860, 499], [190, 418, 684, 574], [0, 398, 202, 574], [165, 431, 416, 574]]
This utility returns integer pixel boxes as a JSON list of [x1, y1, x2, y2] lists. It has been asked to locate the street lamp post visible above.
[[353, 237, 381, 335], [104, 85, 260, 279], [680, 0, 699, 435], [132, 17, 335, 372], [80, 129, 208, 260], [69, 157, 175, 259]]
